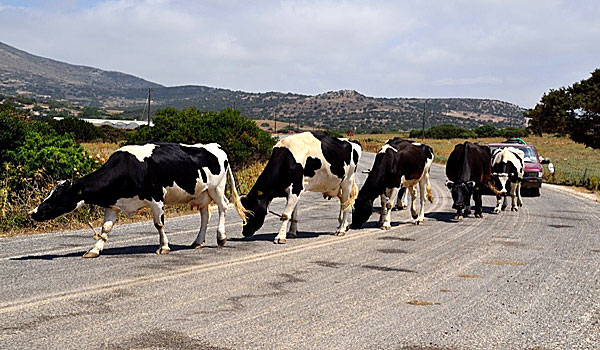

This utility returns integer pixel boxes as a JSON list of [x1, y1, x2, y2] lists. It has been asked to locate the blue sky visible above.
[[1, 0, 599, 107]]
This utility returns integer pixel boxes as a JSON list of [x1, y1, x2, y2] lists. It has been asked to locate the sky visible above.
[[1, 0, 599, 108]]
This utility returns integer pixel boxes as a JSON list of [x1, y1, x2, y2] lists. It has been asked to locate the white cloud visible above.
[[1, 0, 599, 107]]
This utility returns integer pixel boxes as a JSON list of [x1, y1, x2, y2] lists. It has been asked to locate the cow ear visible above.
[[467, 181, 476, 188], [445, 180, 454, 189]]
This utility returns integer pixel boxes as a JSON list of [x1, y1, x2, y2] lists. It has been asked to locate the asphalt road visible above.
[[1, 152, 599, 350]]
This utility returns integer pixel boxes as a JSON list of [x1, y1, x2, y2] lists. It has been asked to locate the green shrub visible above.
[[0, 110, 99, 231], [474, 125, 501, 137], [48, 116, 105, 142], [127, 107, 276, 168], [409, 124, 477, 139], [501, 127, 530, 138]]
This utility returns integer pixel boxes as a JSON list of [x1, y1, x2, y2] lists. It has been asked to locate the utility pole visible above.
[[147, 88, 153, 126], [422, 100, 427, 141]]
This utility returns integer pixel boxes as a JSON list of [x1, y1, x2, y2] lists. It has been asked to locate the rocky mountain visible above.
[[0, 41, 526, 131]]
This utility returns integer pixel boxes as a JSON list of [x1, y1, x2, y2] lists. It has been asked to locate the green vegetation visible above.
[[127, 107, 276, 168], [0, 106, 101, 232], [526, 68, 599, 148], [48, 116, 105, 141]]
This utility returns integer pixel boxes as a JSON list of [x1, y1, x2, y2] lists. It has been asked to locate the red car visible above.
[[488, 139, 550, 196]]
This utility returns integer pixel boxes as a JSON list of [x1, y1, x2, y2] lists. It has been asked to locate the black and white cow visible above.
[[445, 142, 492, 220], [490, 147, 525, 213], [241, 132, 361, 243], [29, 142, 248, 258], [351, 138, 434, 229]]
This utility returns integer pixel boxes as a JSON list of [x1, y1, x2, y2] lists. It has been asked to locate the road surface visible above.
[[1, 152, 599, 349]]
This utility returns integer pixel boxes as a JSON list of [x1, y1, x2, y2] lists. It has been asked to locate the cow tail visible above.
[[226, 164, 249, 225]]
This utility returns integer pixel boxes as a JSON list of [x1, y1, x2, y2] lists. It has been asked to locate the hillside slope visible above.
[[0, 41, 525, 130]]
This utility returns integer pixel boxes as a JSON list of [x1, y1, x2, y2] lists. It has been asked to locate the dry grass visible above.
[[352, 133, 600, 192]]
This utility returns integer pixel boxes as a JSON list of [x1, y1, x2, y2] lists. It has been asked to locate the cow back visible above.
[[446, 142, 491, 184]]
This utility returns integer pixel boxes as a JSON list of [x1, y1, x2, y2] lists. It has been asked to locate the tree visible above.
[[526, 69, 600, 148]]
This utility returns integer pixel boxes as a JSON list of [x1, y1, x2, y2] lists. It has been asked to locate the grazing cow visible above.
[[490, 147, 525, 213], [241, 132, 361, 243], [29, 142, 247, 258], [445, 142, 492, 220], [351, 138, 434, 229]]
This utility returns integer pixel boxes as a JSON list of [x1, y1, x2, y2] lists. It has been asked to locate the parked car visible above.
[[488, 139, 552, 196]]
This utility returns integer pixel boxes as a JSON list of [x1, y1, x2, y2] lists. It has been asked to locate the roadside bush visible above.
[[127, 107, 276, 168], [0, 110, 99, 232]]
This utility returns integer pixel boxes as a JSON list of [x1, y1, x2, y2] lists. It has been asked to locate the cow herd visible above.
[[28, 132, 526, 258]]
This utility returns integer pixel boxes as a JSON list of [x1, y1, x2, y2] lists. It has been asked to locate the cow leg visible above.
[[493, 195, 503, 213], [510, 182, 522, 211], [501, 196, 508, 211], [274, 193, 301, 244], [149, 201, 170, 254], [288, 205, 299, 238], [380, 188, 399, 230], [377, 193, 387, 227], [212, 193, 229, 247], [408, 185, 418, 219], [415, 178, 427, 225], [516, 182, 523, 207], [463, 194, 472, 217], [473, 191, 483, 218], [396, 187, 408, 210], [83, 208, 117, 258], [191, 206, 210, 249]]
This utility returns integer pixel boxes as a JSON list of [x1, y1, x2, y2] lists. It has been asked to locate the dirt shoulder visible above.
[[544, 183, 600, 203]]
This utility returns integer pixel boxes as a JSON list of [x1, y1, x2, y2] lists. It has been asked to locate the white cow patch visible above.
[[119, 144, 156, 162], [379, 144, 398, 153]]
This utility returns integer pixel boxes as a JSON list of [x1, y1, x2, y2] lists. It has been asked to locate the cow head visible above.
[[446, 180, 475, 210], [29, 180, 84, 221], [240, 194, 269, 237], [490, 172, 511, 195], [350, 195, 373, 229]]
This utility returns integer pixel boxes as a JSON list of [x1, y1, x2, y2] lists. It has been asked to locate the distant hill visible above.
[[0, 41, 526, 131]]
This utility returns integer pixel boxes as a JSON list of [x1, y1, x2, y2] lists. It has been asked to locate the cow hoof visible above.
[[453, 215, 462, 221], [287, 232, 297, 239], [274, 237, 287, 244], [414, 220, 423, 225], [411, 213, 418, 219], [217, 238, 227, 247], [475, 213, 483, 218], [82, 251, 99, 258], [191, 242, 203, 249], [501, 205, 507, 211], [511, 207, 518, 212], [335, 230, 346, 236], [493, 208, 500, 214], [156, 247, 170, 255]]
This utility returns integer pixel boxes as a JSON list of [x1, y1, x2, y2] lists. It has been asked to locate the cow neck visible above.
[[358, 153, 387, 201]]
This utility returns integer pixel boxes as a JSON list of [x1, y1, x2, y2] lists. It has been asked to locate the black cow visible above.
[[241, 132, 361, 243], [351, 138, 434, 229], [445, 142, 492, 220], [29, 142, 248, 258]]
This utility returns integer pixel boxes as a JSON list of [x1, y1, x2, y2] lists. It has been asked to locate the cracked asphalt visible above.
[[1, 152, 599, 349]]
